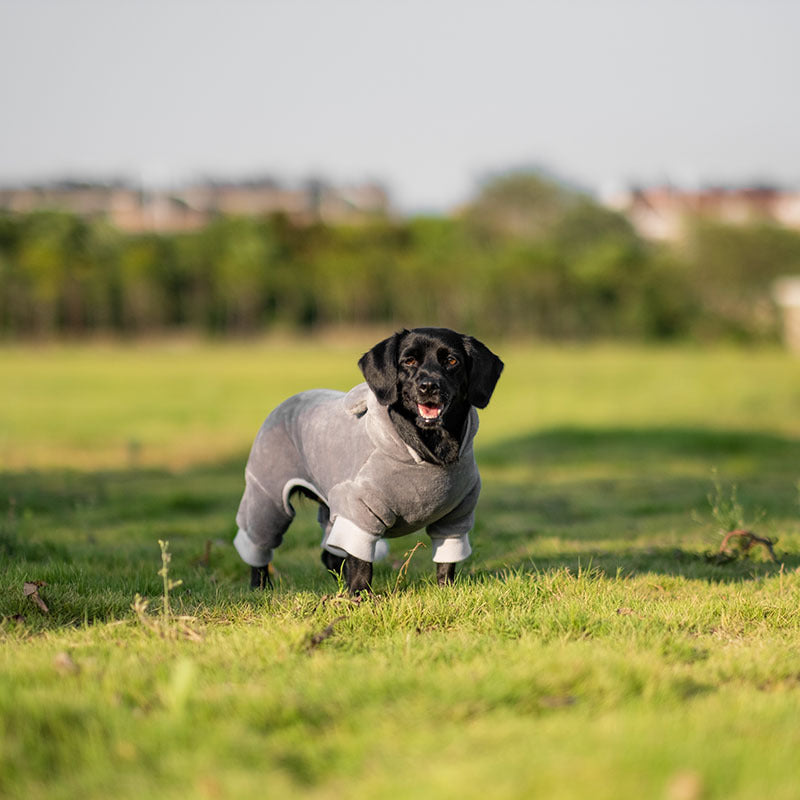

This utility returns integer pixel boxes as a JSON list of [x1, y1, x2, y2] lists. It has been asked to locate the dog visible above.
[[234, 327, 503, 594]]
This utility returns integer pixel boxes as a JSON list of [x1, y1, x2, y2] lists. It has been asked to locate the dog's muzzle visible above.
[[415, 379, 446, 422]]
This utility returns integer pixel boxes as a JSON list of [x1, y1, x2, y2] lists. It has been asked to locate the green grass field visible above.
[[2, 337, 800, 799]]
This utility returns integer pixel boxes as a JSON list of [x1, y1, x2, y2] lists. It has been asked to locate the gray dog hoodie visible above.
[[233, 382, 481, 567]]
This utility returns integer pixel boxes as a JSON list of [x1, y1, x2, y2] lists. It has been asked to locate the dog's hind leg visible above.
[[346, 554, 373, 595], [436, 562, 456, 586], [236, 481, 295, 586]]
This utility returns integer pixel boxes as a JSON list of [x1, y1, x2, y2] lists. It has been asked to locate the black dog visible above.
[[240, 328, 503, 594]]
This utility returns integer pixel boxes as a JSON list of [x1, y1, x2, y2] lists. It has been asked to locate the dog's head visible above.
[[358, 328, 504, 429]]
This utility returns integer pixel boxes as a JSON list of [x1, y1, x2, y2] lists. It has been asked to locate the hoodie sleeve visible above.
[[324, 478, 398, 562], [425, 476, 481, 562]]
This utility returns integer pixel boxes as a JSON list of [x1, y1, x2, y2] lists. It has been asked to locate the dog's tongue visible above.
[[418, 403, 441, 420]]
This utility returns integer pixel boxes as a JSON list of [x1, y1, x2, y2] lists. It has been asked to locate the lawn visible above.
[[2, 336, 800, 799]]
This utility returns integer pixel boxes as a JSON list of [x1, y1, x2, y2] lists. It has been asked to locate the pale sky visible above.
[[1, 0, 798, 212]]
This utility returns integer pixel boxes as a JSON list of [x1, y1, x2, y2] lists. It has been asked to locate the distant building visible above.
[[774, 277, 800, 354], [605, 185, 800, 241], [0, 177, 390, 232]]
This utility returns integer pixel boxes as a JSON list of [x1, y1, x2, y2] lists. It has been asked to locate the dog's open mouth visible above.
[[417, 402, 443, 420]]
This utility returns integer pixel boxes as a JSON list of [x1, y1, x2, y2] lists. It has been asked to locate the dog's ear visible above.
[[462, 335, 504, 408], [358, 330, 407, 405]]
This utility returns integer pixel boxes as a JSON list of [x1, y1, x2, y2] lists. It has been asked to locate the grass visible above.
[[2, 336, 800, 799]]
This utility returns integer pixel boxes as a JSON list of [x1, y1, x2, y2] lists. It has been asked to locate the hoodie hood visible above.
[[344, 382, 479, 465]]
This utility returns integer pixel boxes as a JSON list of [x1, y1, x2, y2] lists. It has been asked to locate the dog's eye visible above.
[[446, 355, 459, 367], [402, 356, 418, 367]]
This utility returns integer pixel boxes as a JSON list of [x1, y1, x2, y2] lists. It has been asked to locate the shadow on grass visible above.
[[1, 425, 799, 625], [471, 424, 800, 582], [479, 425, 800, 468]]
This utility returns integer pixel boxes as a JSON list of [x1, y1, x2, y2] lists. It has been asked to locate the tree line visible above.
[[2, 172, 799, 341]]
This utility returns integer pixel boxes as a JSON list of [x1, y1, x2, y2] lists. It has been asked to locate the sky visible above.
[[1, 0, 798, 212]]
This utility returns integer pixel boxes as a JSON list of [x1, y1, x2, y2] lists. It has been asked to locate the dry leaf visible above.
[[308, 615, 346, 650], [23, 581, 49, 613], [53, 652, 79, 675], [666, 770, 704, 800], [539, 695, 577, 709]]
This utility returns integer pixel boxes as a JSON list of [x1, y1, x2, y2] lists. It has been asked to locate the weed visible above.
[[131, 540, 202, 642], [326, 560, 347, 595], [702, 468, 767, 534], [157, 539, 182, 621], [707, 469, 747, 532], [700, 471, 778, 564], [393, 540, 427, 593]]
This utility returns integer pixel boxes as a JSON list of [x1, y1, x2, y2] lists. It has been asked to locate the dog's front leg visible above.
[[345, 554, 373, 595], [436, 562, 456, 586], [250, 566, 273, 590], [321, 549, 346, 578]]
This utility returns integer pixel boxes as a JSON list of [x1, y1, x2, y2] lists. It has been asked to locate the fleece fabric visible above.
[[233, 382, 481, 567]]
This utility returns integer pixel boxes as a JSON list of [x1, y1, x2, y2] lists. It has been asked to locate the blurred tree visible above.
[[118, 236, 171, 331], [194, 217, 278, 332], [15, 212, 73, 333], [684, 221, 800, 340], [461, 169, 582, 240], [0, 214, 27, 334], [1, 191, 794, 344], [392, 216, 487, 330]]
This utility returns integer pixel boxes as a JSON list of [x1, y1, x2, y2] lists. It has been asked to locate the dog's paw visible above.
[[250, 565, 273, 590]]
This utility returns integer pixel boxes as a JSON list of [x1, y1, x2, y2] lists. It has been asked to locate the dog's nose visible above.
[[417, 378, 439, 396]]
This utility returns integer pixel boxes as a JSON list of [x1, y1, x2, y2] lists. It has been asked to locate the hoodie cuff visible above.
[[233, 528, 273, 567], [325, 516, 380, 562], [322, 535, 390, 562], [429, 532, 472, 563]]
